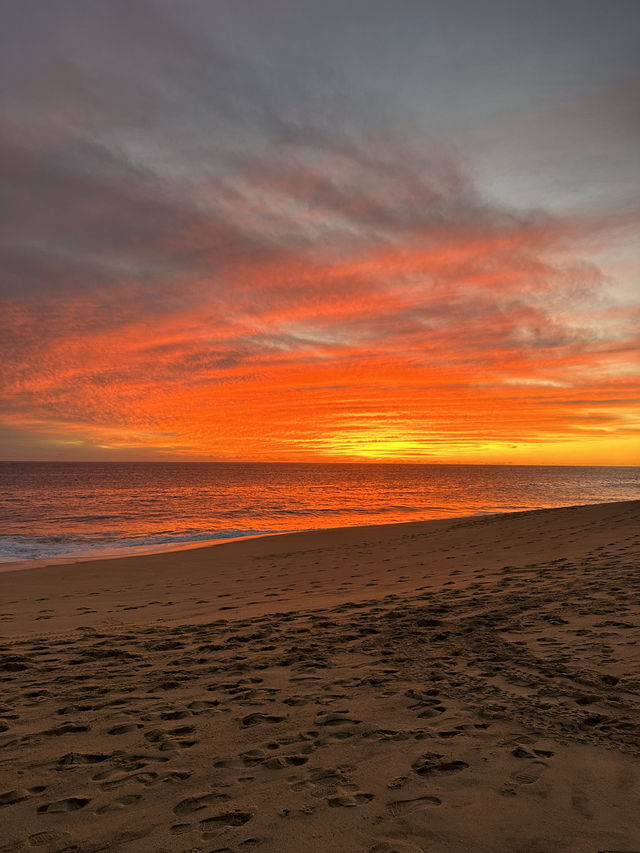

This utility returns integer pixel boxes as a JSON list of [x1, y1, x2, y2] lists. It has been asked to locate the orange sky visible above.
[[1, 2, 639, 464], [2, 202, 638, 464]]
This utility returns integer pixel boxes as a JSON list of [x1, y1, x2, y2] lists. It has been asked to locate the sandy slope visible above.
[[1, 501, 639, 853]]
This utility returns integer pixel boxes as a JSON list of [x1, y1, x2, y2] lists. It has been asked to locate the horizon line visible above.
[[1, 459, 638, 468]]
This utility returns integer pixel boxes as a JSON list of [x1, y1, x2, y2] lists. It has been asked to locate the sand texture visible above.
[[1, 501, 639, 853]]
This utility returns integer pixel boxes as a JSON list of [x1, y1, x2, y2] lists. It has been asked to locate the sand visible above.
[[1, 500, 639, 853]]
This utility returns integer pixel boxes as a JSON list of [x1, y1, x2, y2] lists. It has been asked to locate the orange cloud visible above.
[[1, 133, 638, 464]]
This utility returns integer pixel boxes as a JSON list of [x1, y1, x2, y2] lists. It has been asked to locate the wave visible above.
[[0, 528, 279, 563], [216, 504, 454, 519]]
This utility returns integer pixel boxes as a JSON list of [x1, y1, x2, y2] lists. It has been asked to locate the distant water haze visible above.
[[0, 462, 637, 563]]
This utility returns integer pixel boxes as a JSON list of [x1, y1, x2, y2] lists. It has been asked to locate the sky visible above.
[[1, 0, 639, 464]]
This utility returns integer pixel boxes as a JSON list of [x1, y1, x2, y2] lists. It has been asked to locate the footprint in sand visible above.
[[240, 748, 309, 769], [412, 752, 469, 776], [240, 713, 287, 727], [27, 831, 71, 847], [143, 724, 198, 749], [37, 797, 91, 814], [283, 695, 311, 706], [173, 791, 229, 816], [327, 791, 375, 807], [315, 711, 362, 726], [386, 795, 442, 816], [107, 723, 143, 735], [188, 699, 220, 712], [94, 770, 158, 791], [297, 764, 362, 796], [57, 752, 110, 767], [160, 709, 192, 720], [509, 766, 544, 785], [199, 809, 253, 838], [0, 789, 30, 807]]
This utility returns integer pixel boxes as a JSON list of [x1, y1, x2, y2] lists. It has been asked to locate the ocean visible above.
[[0, 461, 638, 563]]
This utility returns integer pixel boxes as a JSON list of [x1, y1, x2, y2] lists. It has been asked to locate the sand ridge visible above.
[[1, 501, 639, 852]]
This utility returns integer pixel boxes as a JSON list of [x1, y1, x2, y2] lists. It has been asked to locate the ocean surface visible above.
[[0, 462, 638, 563]]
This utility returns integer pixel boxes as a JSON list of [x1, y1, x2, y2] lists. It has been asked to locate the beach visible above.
[[1, 500, 639, 852]]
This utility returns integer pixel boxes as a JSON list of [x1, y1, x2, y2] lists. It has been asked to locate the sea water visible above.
[[0, 462, 638, 563]]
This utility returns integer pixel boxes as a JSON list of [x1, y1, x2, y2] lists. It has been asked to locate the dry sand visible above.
[[1, 500, 639, 853]]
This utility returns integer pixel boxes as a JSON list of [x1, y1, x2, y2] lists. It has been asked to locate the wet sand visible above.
[[1, 501, 639, 852]]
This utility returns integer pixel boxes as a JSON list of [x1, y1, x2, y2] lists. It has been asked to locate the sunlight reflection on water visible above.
[[0, 462, 637, 561]]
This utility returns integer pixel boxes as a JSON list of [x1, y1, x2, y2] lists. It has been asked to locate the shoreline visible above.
[[0, 498, 628, 575], [1, 499, 638, 852], [0, 529, 290, 574], [0, 507, 506, 574], [1, 509, 499, 574]]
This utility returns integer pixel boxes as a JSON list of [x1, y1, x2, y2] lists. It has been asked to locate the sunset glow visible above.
[[1, 2, 638, 464]]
